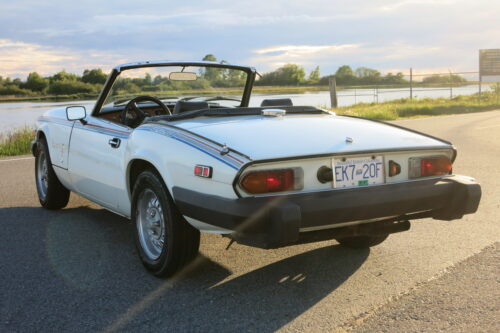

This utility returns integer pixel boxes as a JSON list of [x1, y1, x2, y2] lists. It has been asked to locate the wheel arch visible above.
[[127, 158, 173, 201], [32, 129, 48, 155]]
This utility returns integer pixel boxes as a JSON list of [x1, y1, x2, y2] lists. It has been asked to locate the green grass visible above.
[[0, 127, 35, 157], [334, 92, 500, 120], [0, 93, 99, 103]]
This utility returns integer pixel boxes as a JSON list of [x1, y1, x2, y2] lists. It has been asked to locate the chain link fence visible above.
[[331, 71, 498, 107]]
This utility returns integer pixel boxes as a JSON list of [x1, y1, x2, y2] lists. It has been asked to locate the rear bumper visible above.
[[173, 175, 481, 248]]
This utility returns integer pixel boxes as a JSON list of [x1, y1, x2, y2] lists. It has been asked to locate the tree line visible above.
[[0, 69, 107, 97], [256, 63, 467, 86], [0, 54, 468, 97]]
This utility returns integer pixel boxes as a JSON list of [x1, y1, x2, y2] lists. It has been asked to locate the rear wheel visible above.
[[35, 138, 70, 209], [132, 169, 200, 277], [336, 234, 389, 249]]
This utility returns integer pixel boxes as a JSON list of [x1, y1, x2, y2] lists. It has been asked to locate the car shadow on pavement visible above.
[[0, 205, 369, 333]]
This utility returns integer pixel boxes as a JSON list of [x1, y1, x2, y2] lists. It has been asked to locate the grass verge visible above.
[[0, 127, 35, 157], [334, 92, 500, 120]]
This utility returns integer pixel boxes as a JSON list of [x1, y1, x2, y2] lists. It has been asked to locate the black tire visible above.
[[35, 137, 70, 209], [132, 169, 200, 277], [336, 234, 389, 249]]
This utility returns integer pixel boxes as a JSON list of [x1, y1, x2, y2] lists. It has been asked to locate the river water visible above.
[[0, 84, 487, 133]]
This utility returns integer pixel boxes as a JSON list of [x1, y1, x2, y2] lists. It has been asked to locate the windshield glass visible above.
[[102, 65, 248, 108]]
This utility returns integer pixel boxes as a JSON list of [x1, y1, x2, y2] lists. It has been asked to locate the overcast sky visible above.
[[0, 0, 498, 78]]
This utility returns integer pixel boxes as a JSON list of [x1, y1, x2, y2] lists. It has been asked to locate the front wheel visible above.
[[132, 169, 200, 277], [35, 138, 70, 209], [336, 234, 389, 249]]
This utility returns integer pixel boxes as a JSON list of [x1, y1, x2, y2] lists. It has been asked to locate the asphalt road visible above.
[[1, 111, 499, 332], [350, 243, 499, 333]]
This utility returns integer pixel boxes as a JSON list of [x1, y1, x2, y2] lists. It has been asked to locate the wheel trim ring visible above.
[[137, 188, 166, 261]]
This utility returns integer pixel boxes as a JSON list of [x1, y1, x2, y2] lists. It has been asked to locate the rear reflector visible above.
[[194, 165, 212, 178], [409, 156, 452, 179], [240, 169, 299, 194]]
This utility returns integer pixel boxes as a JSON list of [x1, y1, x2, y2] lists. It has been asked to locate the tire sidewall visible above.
[[132, 170, 175, 273], [35, 138, 50, 205]]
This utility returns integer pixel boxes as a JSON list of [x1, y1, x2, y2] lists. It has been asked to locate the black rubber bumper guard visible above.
[[173, 175, 481, 249]]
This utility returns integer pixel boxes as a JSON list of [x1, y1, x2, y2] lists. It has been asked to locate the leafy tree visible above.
[[201, 54, 220, 82], [422, 74, 466, 85], [143, 73, 152, 86], [308, 66, 320, 84], [22, 72, 49, 92], [335, 65, 356, 85], [47, 80, 97, 95], [51, 70, 79, 82], [355, 67, 382, 84], [82, 69, 107, 84], [381, 72, 406, 84], [202, 54, 217, 62], [0, 85, 34, 96], [257, 64, 306, 86], [226, 69, 247, 86]]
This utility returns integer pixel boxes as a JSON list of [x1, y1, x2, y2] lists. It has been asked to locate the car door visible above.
[[67, 116, 131, 211]]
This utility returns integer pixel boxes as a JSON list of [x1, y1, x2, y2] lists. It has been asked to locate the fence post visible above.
[[478, 74, 482, 102], [449, 70, 453, 99], [410, 67, 413, 100], [329, 76, 338, 108]]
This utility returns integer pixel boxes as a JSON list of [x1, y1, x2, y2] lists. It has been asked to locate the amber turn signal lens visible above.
[[388, 160, 401, 177], [240, 169, 295, 194]]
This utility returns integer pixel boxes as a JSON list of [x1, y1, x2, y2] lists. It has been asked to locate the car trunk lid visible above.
[[171, 114, 450, 161]]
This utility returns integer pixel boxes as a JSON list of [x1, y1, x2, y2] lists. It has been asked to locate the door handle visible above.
[[108, 138, 121, 148]]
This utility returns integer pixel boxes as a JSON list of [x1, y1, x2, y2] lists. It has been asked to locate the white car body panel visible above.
[[172, 114, 447, 161], [68, 118, 131, 211], [37, 107, 454, 224]]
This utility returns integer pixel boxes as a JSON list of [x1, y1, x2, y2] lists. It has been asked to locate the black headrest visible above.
[[173, 101, 209, 114], [260, 98, 293, 107]]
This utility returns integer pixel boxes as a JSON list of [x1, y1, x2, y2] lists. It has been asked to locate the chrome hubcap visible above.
[[37, 151, 49, 199], [137, 189, 165, 260]]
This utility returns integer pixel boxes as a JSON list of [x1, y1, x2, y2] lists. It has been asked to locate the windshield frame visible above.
[[92, 61, 257, 116]]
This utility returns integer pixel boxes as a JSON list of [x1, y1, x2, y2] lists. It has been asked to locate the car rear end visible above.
[[173, 145, 481, 249]]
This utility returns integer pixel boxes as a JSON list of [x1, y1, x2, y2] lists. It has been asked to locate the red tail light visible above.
[[240, 169, 298, 194], [409, 156, 452, 178], [420, 157, 452, 176]]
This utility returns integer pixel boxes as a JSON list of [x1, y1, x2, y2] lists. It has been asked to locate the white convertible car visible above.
[[33, 61, 481, 277]]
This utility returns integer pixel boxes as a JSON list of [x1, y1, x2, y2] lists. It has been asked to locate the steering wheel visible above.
[[121, 95, 171, 127]]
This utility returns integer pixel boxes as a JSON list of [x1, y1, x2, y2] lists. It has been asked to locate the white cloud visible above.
[[254, 44, 359, 55], [378, 0, 461, 12], [0, 38, 187, 78], [250, 44, 362, 69], [247, 42, 469, 74]]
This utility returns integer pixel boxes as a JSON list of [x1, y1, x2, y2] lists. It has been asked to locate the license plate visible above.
[[332, 156, 385, 188]]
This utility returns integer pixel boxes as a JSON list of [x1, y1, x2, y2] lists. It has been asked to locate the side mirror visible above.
[[66, 106, 87, 123]]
